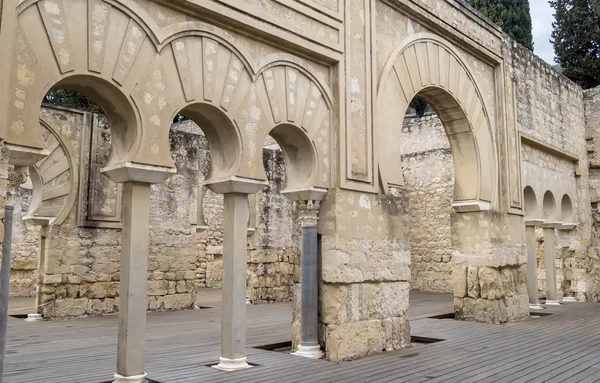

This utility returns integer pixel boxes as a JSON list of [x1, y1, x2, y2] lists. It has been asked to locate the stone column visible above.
[[525, 225, 542, 309], [115, 181, 151, 383], [205, 176, 267, 371], [281, 187, 326, 359], [294, 200, 323, 358], [102, 163, 176, 383], [543, 228, 560, 305]]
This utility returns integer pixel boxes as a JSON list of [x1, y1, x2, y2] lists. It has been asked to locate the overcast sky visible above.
[[531, 0, 556, 64]]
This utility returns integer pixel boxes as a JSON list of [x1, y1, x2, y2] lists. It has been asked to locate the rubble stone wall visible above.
[[11, 107, 299, 318], [506, 42, 590, 301], [400, 114, 454, 293], [584, 86, 600, 301]]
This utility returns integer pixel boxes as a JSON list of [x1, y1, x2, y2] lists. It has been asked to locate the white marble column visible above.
[[115, 182, 151, 383], [206, 177, 267, 371], [525, 225, 543, 309], [102, 163, 176, 383], [543, 228, 560, 305]]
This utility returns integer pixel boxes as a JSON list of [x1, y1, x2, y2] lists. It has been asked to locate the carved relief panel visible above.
[[77, 114, 122, 228]]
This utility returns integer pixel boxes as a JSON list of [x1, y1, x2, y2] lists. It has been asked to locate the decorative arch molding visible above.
[[9, 0, 333, 189], [249, 62, 333, 189], [376, 33, 498, 210], [24, 117, 78, 226]]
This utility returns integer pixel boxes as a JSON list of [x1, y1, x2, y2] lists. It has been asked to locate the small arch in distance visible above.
[[543, 191, 557, 221], [561, 194, 574, 222], [523, 186, 538, 219]]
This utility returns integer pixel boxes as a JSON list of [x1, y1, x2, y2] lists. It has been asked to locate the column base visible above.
[[24, 313, 43, 322], [545, 300, 561, 305], [529, 304, 544, 310], [113, 372, 147, 383], [562, 297, 577, 302], [292, 345, 323, 359], [213, 357, 252, 371]]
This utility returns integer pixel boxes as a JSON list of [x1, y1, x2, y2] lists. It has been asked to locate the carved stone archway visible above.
[[377, 33, 498, 212]]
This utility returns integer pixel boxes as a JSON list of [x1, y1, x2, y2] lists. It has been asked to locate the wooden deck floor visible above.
[[4, 291, 600, 382]]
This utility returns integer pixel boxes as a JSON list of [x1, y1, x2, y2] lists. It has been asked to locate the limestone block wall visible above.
[[399, 115, 454, 293], [11, 107, 299, 318], [505, 41, 590, 301], [315, 189, 412, 361]]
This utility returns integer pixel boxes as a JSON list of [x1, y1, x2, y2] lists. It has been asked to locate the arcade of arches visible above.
[[0, 0, 599, 380]]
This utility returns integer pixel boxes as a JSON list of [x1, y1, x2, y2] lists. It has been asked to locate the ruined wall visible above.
[[400, 114, 454, 293], [505, 41, 590, 301], [584, 86, 600, 301], [12, 107, 299, 318]]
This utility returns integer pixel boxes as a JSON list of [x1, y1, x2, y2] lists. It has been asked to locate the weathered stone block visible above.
[[88, 282, 119, 298], [467, 267, 479, 298], [162, 294, 193, 310], [325, 320, 384, 362], [43, 274, 63, 284], [478, 267, 503, 300], [54, 298, 89, 318], [206, 245, 223, 255], [147, 280, 169, 296], [453, 265, 467, 298], [363, 282, 409, 319]]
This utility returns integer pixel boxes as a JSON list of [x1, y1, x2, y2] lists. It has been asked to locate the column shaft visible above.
[[300, 225, 318, 346], [218, 192, 250, 370], [293, 200, 323, 359], [526, 226, 541, 308], [116, 182, 150, 382], [543, 228, 559, 303]]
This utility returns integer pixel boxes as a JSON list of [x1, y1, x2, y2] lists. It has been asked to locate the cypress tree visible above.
[[550, 0, 600, 89], [467, 0, 534, 50]]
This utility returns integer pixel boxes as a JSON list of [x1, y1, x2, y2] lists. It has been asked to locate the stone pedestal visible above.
[[206, 177, 267, 371], [525, 226, 543, 309], [543, 228, 560, 305]]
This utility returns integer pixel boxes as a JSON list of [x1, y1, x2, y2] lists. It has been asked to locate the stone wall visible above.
[[584, 86, 600, 301], [315, 189, 412, 361], [400, 114, 454, 293], [11, 106, 299, 318], [505, 40, 590, 301]]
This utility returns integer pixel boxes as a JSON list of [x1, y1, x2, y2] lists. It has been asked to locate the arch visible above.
[[247, 62, 333, 188], [177, 103, 242, 180], [11, 0, 333, 188], [523, 186, 539, 219], [561, 194, 574, 222], [51, 75, 140, 166], [543, 191, 558, 221], [267, 124, 318, 189], [10, 1, 153, 166], [377, 33, 497, 210], [24, 117, 78, 226]]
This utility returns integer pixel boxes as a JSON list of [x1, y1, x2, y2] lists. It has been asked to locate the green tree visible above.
[[467, 0, 534, 50], [550, 0, 600, 89], [409, 97, 429, 118]]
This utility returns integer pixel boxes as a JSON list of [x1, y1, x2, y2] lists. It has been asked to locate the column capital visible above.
[[297, 200, 321, 227], [204, 176, 267, 194], [281, 186, 327, 202], [101, 162, 176, 184]]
